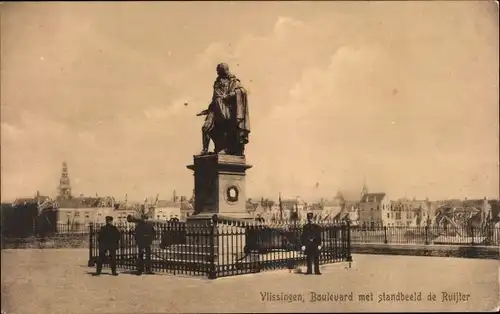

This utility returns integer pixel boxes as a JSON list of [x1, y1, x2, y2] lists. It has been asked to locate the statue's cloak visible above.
[[231, 80, 250, 145], [204, 74, 250, 152]]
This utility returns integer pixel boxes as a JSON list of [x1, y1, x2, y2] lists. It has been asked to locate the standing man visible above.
[[134, 214, 156, 275], [301, 212, 322, 275], [95, 216, 120, 276]]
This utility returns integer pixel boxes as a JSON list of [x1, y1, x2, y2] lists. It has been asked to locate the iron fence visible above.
[[351, 223, 500, 246], [87, 219, 352, 279]]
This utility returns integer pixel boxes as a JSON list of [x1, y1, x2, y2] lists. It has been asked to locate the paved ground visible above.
[[1, 249, 498, 313]]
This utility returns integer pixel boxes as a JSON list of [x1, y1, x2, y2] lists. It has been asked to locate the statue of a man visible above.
[[197, 63, 250, 156]]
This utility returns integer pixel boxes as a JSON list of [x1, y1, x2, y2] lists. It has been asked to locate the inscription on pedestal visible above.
[[224, 184, 240, 205]]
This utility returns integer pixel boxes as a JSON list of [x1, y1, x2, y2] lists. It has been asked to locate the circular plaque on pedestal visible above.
[[224, 184, 240, 204]]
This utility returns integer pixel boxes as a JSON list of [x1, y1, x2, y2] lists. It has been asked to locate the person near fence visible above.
[[95, 216, 120, 276], [134, 214, 156, 275], [301, 212, 322, 275]]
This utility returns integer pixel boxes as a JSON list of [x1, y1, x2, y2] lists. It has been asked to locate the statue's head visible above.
[[216, 63, 230, 77]]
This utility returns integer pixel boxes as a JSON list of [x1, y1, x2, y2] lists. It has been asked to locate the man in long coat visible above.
[[95, 216, 120, 276], [301, 212, 322, 275], [134, 215, 156, 275]]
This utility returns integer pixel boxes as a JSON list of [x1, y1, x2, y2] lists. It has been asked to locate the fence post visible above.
[[208, 216, 217, 279], [424, 225, 429, 245], [383, 226, 388, 244], [87, 222, 94, 267], [470, 226, 474, 246], [346, 220, 352, 268]]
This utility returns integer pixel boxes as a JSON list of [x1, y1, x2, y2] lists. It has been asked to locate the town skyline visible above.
[[1, 2, 499, 202], [3, 159, 497, 204]]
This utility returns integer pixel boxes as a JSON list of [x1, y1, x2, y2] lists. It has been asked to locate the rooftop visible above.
[[360, 193, 386, 203], [155, 200, 179, 208]]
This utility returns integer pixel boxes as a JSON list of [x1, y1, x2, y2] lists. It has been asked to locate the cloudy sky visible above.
[[1, 1, 498, 202]]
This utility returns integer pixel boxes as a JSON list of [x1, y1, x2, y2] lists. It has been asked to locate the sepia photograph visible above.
[[1, 1, 499, 313]]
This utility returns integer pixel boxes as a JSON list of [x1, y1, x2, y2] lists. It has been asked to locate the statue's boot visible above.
[[201, 132, 210, 155]]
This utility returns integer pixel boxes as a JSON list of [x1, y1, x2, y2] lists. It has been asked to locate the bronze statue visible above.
[[197, 63, 250, 156]]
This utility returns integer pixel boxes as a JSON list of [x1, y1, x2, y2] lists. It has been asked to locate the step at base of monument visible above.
[[164, 244, 216, 263], [166, 244, 215, 254], [151, 256, 212, 264]]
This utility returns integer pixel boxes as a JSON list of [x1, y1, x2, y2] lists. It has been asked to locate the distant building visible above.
[[462, 197, 491, 215], [58, 207, 115, 226], [307, 203, 324, 220], [259, 197, 275, 210], [322, 192, 345, 221], [331, 183, 368, 224], [358, 192, 389, 227], [336, 201, 360, 224], [279, 196, 306, 221], [57, 161, 72, 201], [269, 202, 281, 221], [453, 197, 491, 225], [245, 200, 259, 218], [113, 201, 140, 224], [430, 197, 492, 227], [388, 198, 431, 227], [489, 199, 499, 221], [55, 196, 116, 225], [149, 199, 181, 221], [180, 199, 194, 221]]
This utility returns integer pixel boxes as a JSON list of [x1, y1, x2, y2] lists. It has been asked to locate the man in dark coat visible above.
[[95, 216, 120, 276], [301, 212, 322, 275], [134, 215, 156, 275]]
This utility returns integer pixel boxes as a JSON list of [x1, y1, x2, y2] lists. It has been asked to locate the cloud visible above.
[[1, 122, 24, 138], [273, 16, 305, 34], [244, 44, 392, 197]]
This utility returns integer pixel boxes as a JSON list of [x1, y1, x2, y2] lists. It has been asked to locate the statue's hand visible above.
[[196, 110, 208, 116]]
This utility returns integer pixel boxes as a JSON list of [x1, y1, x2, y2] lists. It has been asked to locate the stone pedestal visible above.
[[180, 153, 252, 266], [186, 153, 253, 221]]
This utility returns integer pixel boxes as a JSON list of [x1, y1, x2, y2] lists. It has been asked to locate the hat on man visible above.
[[306, 212, 314, 219], [105, 216, 113, 222]]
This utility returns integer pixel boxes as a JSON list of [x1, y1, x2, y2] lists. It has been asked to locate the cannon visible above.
[[240, 223, 345, 261], [241, 226, 301, 255], [126, 215, 186, 249]]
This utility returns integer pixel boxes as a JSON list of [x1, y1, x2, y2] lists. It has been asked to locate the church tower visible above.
[[58, 161, 72, 200], [360, 175, 368, 200]]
